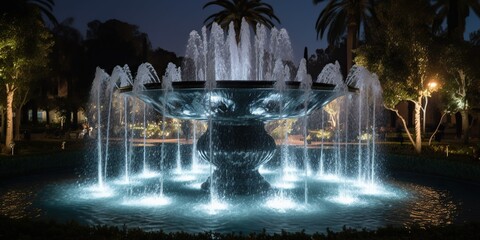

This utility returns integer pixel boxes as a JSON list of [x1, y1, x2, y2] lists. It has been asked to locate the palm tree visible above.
[[313, 0, 376, 71], [432, 0, 480, 41], [203, 0, 280, 37], [2, 0, 57, 26]]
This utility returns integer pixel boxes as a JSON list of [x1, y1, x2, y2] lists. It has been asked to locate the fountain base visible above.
[[197, 121, 276, 195], [201, 169, 270, 195]]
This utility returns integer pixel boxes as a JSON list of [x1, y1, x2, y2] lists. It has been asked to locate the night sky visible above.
[[53, 0, 479, 62]]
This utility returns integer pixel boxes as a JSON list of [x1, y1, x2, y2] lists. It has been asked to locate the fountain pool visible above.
[[2, 19, 478, 234], [1, 149, 478, 233]]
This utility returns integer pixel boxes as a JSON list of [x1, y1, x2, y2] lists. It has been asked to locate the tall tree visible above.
[[84, 19, 151, 74], [0, 12, 53, 152], [149, 48, 182, 78], [313, 0, 376, 71], [355, 0, 436, 153], [470, 29, 480, 45], [203, 0, 280, 37], [48, 18, 86, 130], [438, 43, 480, 143], [2, 0, 58, 26], [432, 0, 480, 41]]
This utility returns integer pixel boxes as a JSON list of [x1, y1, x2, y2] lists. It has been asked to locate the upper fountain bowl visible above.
[[120, 81, 357, 124]]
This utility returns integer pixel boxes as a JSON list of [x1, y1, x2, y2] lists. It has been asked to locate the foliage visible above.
[[313, 0, 376, 46], [84, 19, 152, 74], [429, 144, 477, 157], [306, 46, 349, 79], [0, 4, 53, 151], [436, 42, 480, 143], [44, 18, 86, 129], [266, 119, 295, 139], [471, 30, 480, 46], [356, 0, 437, 106], [307, 49, 332, 79], [323, 98, 342, 129], [437, 43, 480, 113], [149, 48, 183, 79], [46, 18, 181, 131], [432, 0, 480, 41], [0, 16, 53, 89], [313, 0, 378, 70], [1, 0, 57, 27], [1, 216, 480, 240], [307, 129, 332, 142], [355, 0, 438, 152], [203, 0, 280, 37]]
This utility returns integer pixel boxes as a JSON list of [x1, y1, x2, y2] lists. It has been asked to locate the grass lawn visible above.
[[0, 140, 88, 179]]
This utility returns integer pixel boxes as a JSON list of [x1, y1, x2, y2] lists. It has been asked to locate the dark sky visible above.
[[53, 0, 479, 62]]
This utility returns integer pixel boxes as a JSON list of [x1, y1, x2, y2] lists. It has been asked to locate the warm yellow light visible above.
[[427, 81, 438, 90]]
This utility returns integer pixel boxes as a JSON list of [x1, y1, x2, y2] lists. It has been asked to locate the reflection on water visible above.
[[0, 172, 478, 233], [0, 189, 42, 219], [403, 183, 458, 227]]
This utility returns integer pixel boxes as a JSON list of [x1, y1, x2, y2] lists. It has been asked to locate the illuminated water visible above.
[[2, 19, 468, 233], [1, 154, 478, 233]]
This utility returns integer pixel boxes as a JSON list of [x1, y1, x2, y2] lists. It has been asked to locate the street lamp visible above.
[[427, 81, 438, 90], [422, 80, 439, 134]]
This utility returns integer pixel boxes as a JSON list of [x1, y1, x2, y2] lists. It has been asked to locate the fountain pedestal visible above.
[[121, 81, 352, 196], [197, 121, 275, 195]]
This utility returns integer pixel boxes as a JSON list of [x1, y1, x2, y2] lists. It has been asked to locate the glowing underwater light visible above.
[[316, 173, 342, 182], [327, 189, 361, 205], [265, 195, 300, 212], [172, 174, 197, 182], [137, 170, 161, 179], [354, 181, 399, 197], [172, 167, 184, 175], [272, 182, 296, 189], [328, 194, 359, 205], [198, 197, 229, 215], [186, 182, 203, 190], [122, 195, 171, 207], [83, 184, 115, 199], [112, 178, 141, 186]]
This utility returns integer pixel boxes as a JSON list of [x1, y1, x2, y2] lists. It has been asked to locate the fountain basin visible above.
[[121, 81, 356, 195], [121, 81, 356, 122]]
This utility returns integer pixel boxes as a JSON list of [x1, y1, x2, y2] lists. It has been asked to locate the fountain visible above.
[[117, 21, 357, 196], [10, 19, 452, 234], [1, 19, 476, 234], [84, 18, 384, 200], [83, 21, 386, 205], [113, 23, 355, 195]]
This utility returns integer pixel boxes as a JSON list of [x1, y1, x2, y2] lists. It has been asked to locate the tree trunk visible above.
[[72, 108, 78, 130], [460, 110, 469, 144], [13, 88, 29, 142], [45, 107, 50, 124], [386, 106, 415, 150], [429, 112, 447, 145], [414, 98, 422, 153], [65, 108, 72, 131], [5, 85, 15, 154], [0, 107, 5, 141], [447, 0, 464, 41]]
